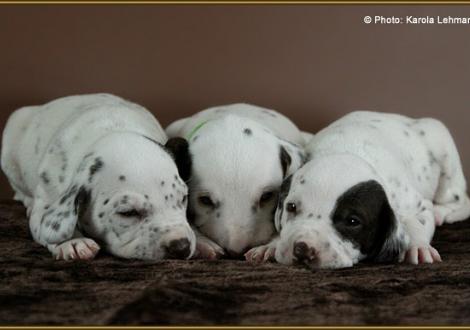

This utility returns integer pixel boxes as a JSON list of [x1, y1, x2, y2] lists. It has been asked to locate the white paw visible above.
[[193, 237, 224, 260], [403, 245, 441, 265], [245, 244, 276, 264], [53, 238, 100, 261]]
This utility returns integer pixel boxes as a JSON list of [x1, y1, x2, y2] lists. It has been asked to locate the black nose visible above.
[[166, 238, 191, 259], [293, 241, 317, 263]]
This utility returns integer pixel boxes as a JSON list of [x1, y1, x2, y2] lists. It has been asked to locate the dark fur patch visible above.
[[243, 128, 252, 136], [51, 222, 61, 231], [165, 137, 192, 182], [74, 186, 91, 219], [60, 185, 78, 205], [40, 172, 50, 185], [89, 157, 104, 182], [119, 175, 126, 182], [276, 175, 293, 231], [280, 146, 292, 178], [331, 180, 398, 263]]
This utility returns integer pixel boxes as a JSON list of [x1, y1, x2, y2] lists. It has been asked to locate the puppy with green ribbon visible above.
[[166, 103, 310, 259]]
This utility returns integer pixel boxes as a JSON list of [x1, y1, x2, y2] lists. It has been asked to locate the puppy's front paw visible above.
[[193, 237, 224, 260], [53, 238, 100, 261], [245, 244, 276, 264], [403, 245, 441, 265]]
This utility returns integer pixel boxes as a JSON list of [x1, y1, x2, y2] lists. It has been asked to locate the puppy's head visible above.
[[187, 116, 306, 257], [275, 154, 407, 269], [74, 133, 195, 260]]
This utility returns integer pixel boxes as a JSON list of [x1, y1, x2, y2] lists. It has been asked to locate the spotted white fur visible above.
[[1, 94, 195, 260]]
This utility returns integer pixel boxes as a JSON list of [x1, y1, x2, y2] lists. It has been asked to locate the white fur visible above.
[[1, 93, 195, 260], [247, 111, 470, 268], [166, 103, 308, 258]]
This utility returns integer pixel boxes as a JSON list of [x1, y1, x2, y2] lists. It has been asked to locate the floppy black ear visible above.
[[368, 191, 404, 263], [165, 137, 192, 182], [274, 174, 293, 232], [279, 142, 306, 178]]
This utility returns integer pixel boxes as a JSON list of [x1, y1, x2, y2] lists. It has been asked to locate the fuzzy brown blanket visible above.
[[0, 200, 469, 325]]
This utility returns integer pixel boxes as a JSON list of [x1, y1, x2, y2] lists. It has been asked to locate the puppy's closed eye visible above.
[[259, 191, 276, 206], [117, 209, 143, 218]]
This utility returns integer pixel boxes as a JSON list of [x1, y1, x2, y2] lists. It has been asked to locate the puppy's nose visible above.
[[293, 241, 317, 263], [165, 238, 191, 259]]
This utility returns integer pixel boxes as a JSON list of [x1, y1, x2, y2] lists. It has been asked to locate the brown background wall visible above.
[[0, 4, 469, 199]]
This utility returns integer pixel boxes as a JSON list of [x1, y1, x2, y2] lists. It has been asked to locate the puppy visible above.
[[1, 93, 195, 260], [166, 103, 307, 258], [246, 111, 470, 268]]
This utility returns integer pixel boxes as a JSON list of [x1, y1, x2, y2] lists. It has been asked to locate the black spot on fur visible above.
[[455, 194, 460, 201], [103, 199, 109, 205], [419, 130, 425, 136], [99, 212, 104, 218], [300, 179, 306, 184], [89, 157, 104, 182], [40, 172, 50, 185], [51, 222, 61, 231], [243, 128, 252, 136], [119, 175, 126, 182], [161, 181, 165, 186]]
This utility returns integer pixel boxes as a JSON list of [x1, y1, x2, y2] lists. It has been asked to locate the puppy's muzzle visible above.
[[164, 238, 191, 259]]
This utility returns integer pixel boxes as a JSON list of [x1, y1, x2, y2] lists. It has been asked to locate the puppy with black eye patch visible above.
[[166, 103, 310, 259], [247, 111, 470, 268], [1, 93, 195, 261]]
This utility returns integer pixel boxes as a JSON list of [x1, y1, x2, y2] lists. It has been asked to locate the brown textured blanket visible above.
[[0, 200, 469, 325]]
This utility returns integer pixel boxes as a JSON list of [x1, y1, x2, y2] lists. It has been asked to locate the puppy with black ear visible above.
[[246, 111, 470, 268], [1, 93, 195, 261], [166, 103, 308, 259]]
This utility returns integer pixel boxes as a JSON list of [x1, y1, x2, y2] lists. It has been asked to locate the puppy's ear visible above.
[[29, 183, 92, 245], [29, 154, 97, 246], [165, 137, 192, 182], [279, 141, 307, 178], [274, 175, 292, 232], [369, 194, 406, 263]]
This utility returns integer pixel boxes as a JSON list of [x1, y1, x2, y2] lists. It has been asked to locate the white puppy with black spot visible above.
[[166, 104, 308, 258], [1, 93, 196, 260], [247, 111, 470, 268]]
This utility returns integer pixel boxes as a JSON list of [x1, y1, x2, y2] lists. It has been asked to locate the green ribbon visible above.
[[186, 120, 210, 141]]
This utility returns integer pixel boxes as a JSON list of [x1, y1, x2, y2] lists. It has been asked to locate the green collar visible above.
[[187, 120, 210, 141]]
